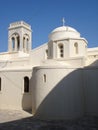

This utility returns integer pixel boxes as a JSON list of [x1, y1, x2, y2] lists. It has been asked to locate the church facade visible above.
[[0, 21, 98, 120]]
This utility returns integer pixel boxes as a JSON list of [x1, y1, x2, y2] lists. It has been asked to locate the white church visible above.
[[0, 21, 98, 120]]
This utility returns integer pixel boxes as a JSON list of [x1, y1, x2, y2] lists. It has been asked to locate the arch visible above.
[[26, 38, 29, 51], [23, 37, 25, 49], [43, 74, 46, 83], [45, 49, 48, 59], [0, 77, 1, 91], [58, 43, 64, 58], [12, 37, 15, 51], [23, 34, 30, 52], [11, 33, 20, 51], [74, 42, 78, 54], [85, 44, 87, 49], [17, 36, 20, 51], [24, 76, 29, 93]]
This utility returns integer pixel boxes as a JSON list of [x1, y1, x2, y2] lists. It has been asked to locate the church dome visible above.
[[49, 26, 80, 41]]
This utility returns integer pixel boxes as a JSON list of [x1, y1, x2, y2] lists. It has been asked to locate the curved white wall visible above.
[[49, 31, 80, 41], [33, 66, 84, 120]]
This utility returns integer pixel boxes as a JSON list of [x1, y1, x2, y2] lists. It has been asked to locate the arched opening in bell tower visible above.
[[11, 33, 20, 51], [12, 37, 15, 51], [17, 36, 20, 51], [8, 21, 32, 53], [23, 34, 29, 52]]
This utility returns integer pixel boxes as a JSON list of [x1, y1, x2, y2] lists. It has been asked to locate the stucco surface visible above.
[[0, 21, 98, 121]]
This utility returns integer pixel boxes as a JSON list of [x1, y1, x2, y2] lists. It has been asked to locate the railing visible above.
[[9, 21, 31, 29]]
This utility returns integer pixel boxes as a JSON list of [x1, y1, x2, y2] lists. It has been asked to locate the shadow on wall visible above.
[[83, 59, 98, 116], [22, 60, 98, 120], [22, 93, 32, 112], [0, 60, 98, 128], [22, 75, 34, 112], [88, 59, 98, 66], [33, 68, 85, 120], [34, 60, 98, 120]]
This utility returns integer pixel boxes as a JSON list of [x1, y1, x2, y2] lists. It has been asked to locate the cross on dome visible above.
[[62, 17, 65, 26]]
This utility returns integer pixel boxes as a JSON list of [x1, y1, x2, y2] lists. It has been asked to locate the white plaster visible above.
[[0, 21, 98, 120]]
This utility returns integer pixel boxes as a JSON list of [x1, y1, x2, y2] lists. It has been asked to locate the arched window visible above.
[[26, 38, 29, 52], [23, 37, 25, 49], [12, 37, 15, 51], [74, 43, 78, 54], [24, 77, 29, 93], [43, 74, 46, 83], [45, 49, 48, 59], [0, 78, 1, 91], [11, 33, 20, 51], [23, 34, 29, 52], [17, 36, 20, 51], [58, 44, 64, 58]]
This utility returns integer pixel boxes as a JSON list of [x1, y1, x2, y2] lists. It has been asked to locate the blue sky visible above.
[[0, 0, 98, 52]]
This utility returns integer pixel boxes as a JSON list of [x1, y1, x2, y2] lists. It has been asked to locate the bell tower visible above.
[[8, 21, 32, 53]]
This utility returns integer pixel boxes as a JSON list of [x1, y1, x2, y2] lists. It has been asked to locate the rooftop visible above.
[[9, 21, 31, 30]]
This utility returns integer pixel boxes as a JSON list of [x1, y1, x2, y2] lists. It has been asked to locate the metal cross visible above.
[[62, 17, 65, 26]]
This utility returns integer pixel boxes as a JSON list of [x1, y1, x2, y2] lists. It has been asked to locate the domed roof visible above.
[[52, 26, 77, 33], [49, 26, 80, 41]]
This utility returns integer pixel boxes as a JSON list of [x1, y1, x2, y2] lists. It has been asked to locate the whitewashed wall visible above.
[[33, 66, 84, 120], [30, 44, 48, 66], [0, 69, 32, 110]]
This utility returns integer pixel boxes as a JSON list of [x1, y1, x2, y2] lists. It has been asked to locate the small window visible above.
[[0, 78, 1, 91], [94, 55, 96, 58], [17, 36, 20, 51], [58, 44, 64, 58], [12, 37, 15, 51], [45, 49, 48, 59], [23, 34, 29, 52], [24, 77, 29, 93], [23, 37, 25, 49], [74, 42, 78, 54], [43, 74, 46, 83], [26, 38, 29, 52]]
